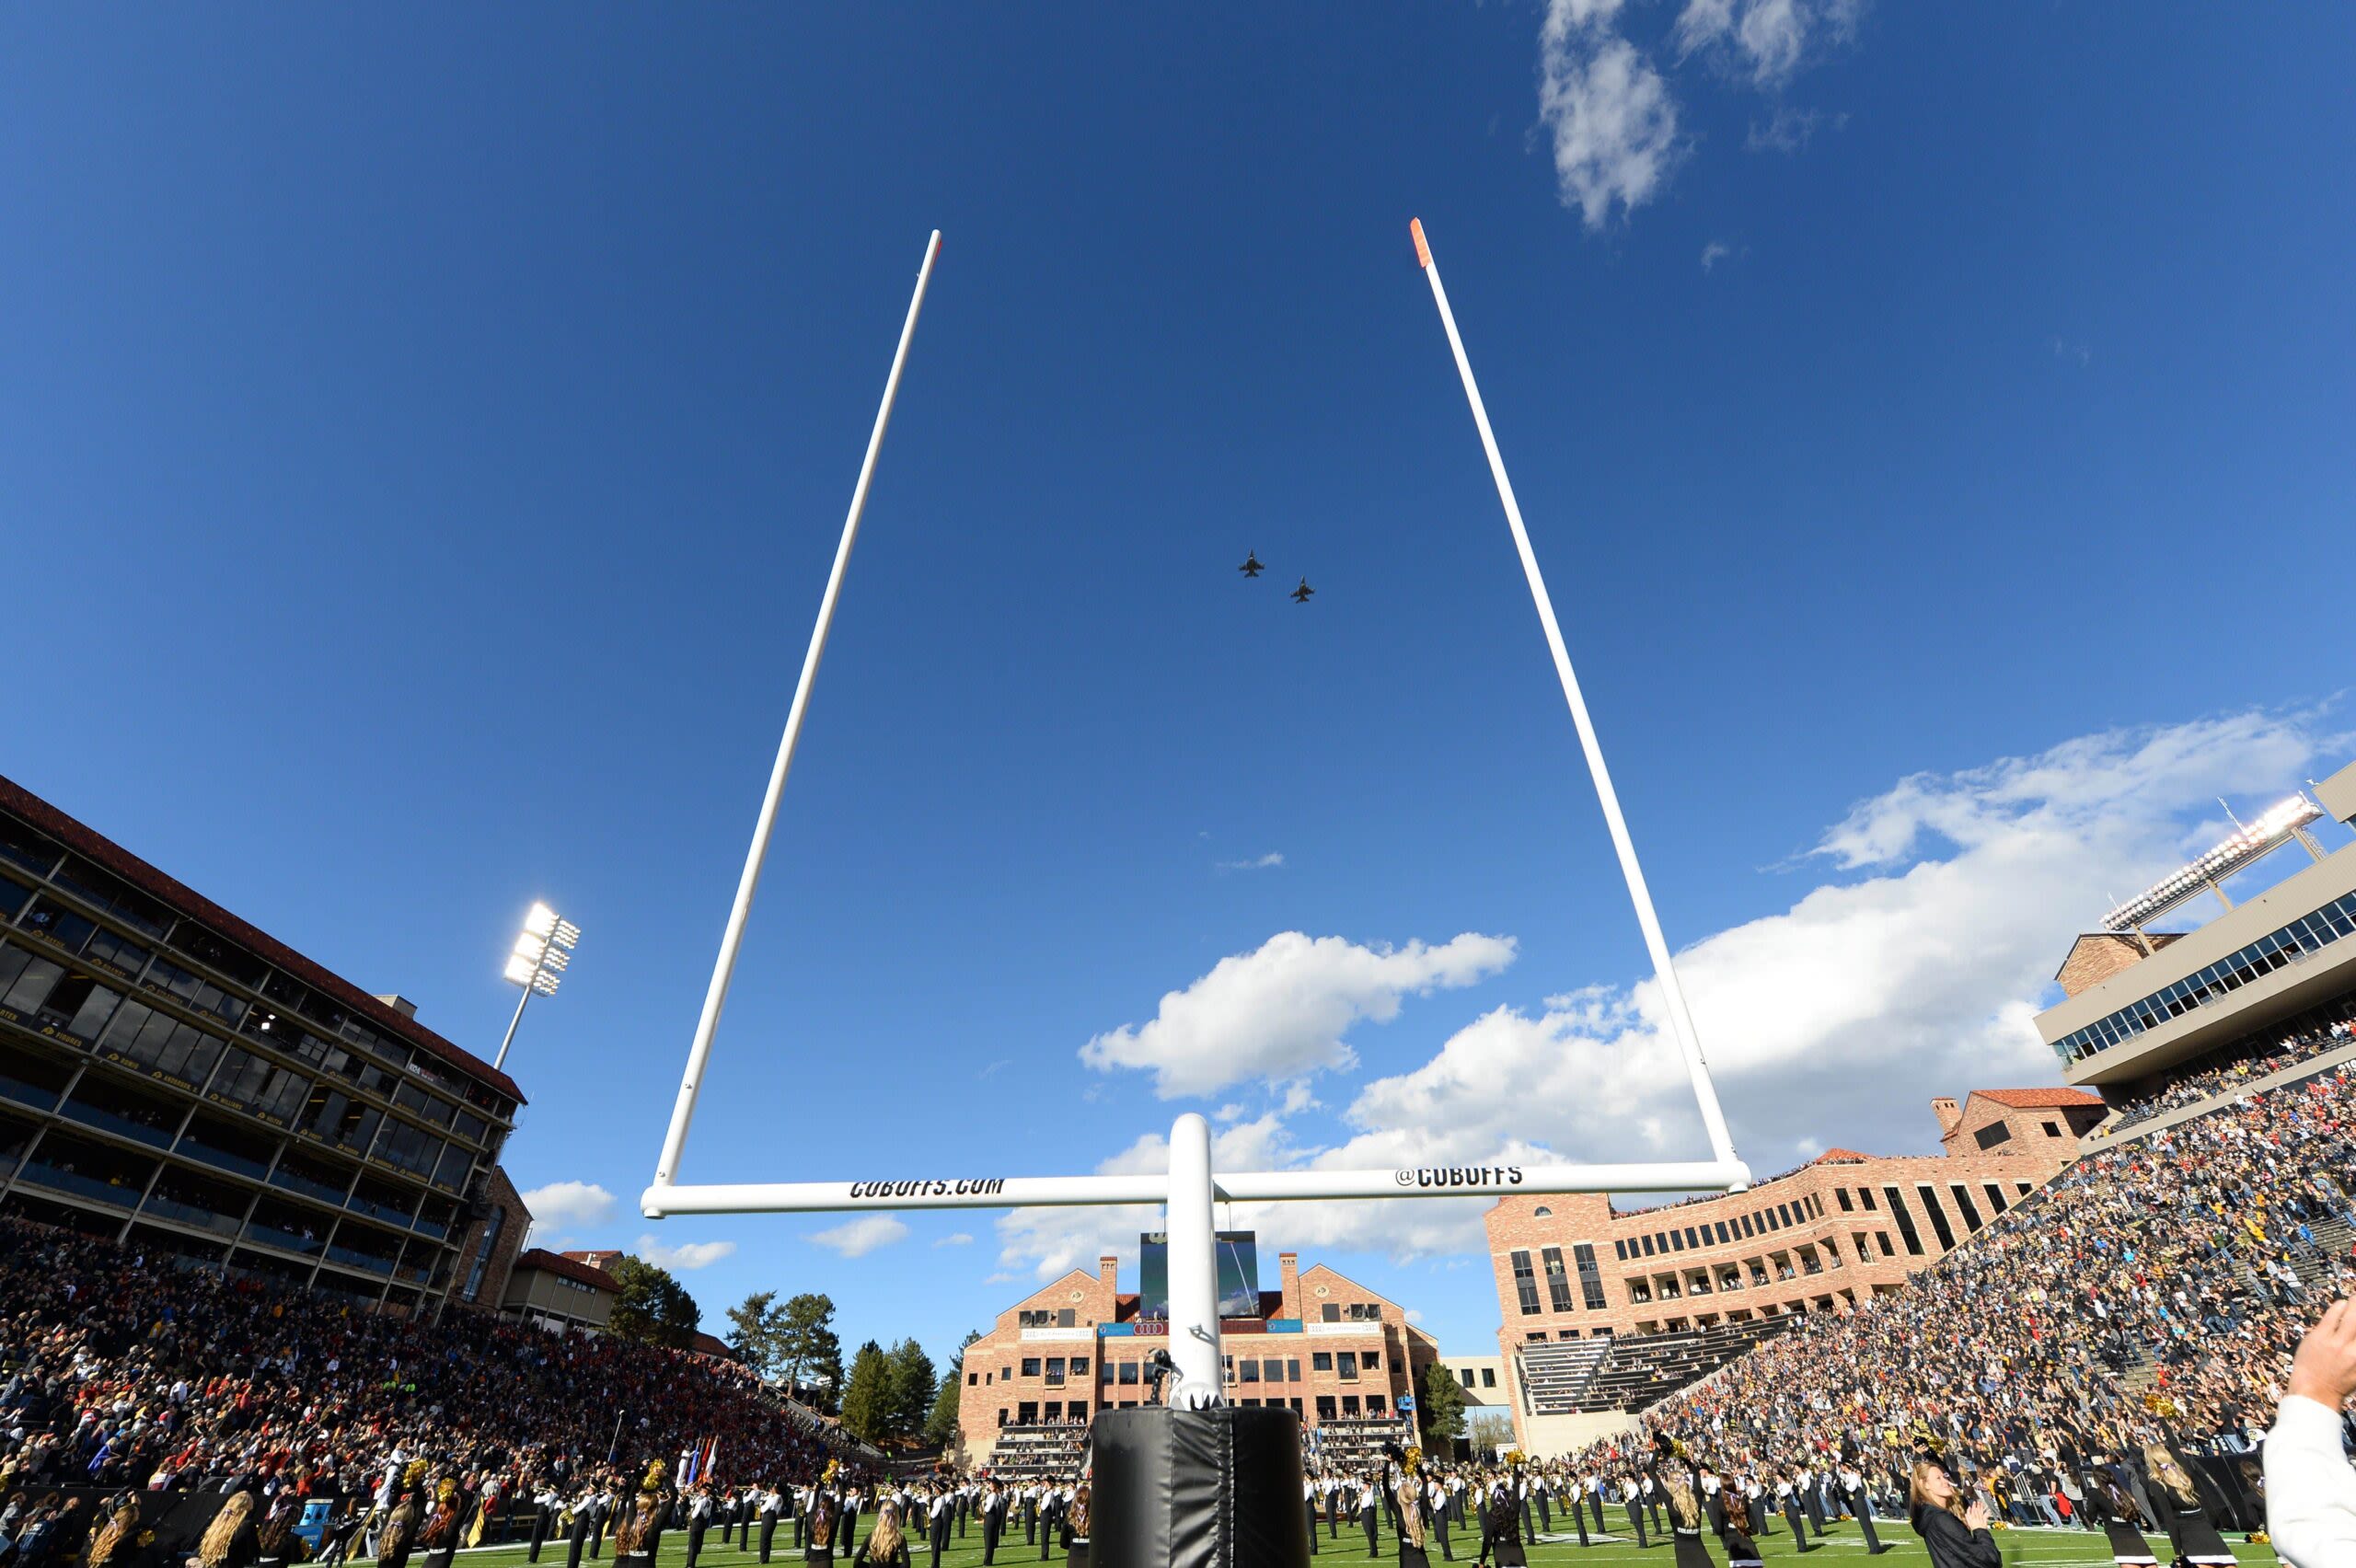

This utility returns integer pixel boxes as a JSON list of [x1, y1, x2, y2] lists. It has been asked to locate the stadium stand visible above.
[[1592, 1056, 2356, 1511], [0, 1217, 873, 1501], [1518, 1317, 1796, 1416]]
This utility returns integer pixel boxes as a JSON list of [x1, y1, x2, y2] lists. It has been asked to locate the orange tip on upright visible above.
[[1410, 218, 1431, 269]]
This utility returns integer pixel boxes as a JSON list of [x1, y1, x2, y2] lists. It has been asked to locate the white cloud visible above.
[[1539, 0, 1685, 230], [520, 1181, 616, 1246], [2053, 337, 2093, 369], [1079, 931, 1516, 1099], [1746, 105, 1844, 153], [1701, 240, 1733, 271], [999, 709, 2345, 1274], [1675, 0, 1863, 86], [1218, 852, 1287, 871], [633, 1234, 737, 1271], [934, 1233, 975, 1248], [808, 1216, 911, 1259]]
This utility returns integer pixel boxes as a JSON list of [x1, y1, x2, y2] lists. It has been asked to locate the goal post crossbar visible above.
[[639, 1159, 1751, 1218]]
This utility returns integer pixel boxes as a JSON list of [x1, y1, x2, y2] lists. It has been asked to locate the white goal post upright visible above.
[[641, 223, 1751, 1414], [652, 229, 944, 1196], [1408, 217, 1743, 1178]]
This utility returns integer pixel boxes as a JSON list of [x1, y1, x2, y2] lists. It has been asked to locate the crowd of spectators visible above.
[[2094, 1015, 2356, 1139], [1555, 1056, 2356, 1534], [0, 1220, 867, 1546]]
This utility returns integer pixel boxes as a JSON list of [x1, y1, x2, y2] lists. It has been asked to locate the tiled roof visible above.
[[1809, 1148, 1873, 1163], [1971, 1088, 2105, 1110], [514, 1248, 618, 1292], [0, 772, 523, 1104]]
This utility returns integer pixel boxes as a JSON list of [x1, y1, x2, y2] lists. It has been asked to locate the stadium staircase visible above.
[[1516, 1318, 1796, 1417]]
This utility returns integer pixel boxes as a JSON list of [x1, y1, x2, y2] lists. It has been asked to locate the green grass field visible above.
[[449, 1516, 2280, 1568]]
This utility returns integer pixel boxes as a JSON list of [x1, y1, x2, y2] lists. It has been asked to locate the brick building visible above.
[[1484, 1088, 2091, 1455], [957, 1248, 1439, 1471], [503, 1246, 620, 1332], [0, 772, 525, 1317]]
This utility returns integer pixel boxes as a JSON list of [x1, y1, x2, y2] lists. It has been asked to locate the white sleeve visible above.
[[2266, 1394, 2356, 1567]]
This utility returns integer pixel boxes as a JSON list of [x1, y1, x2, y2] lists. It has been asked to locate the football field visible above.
[[451, 1516, 2279, 1568]]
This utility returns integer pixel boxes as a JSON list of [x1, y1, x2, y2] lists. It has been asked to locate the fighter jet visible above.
[[1290, 577, 1315, 604], [1238, 550, 1265, 578]]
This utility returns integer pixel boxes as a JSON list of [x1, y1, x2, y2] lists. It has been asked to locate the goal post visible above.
[[641, 222, 1753, 1412]]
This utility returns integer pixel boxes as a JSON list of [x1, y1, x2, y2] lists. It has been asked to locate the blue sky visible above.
[[4, 4, 2352, 1365]]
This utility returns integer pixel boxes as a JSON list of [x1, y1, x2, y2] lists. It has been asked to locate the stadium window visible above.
[[1045, 1357, 1066, 1385], [1915, 1185, 1958, 1250], [1614, 1239, 1627, 1261], [1525, 1332, 1546, 1343], [1834, 1189, 1853, 1212], [1533, 1205, 1552, 1217], [1859, 1187, 1877, 1210], [1337, 1353, 1358, 1382], [1021, 1357, 1041, 1378], [1982, 1182, 2009, 1214], [1366, 1395, 1386, 1414], [1241, 1360, 1260, 1383], [1880, 1188, 1924, 1255], [2042, 1120, 2062, 1136], [1057, 1309, 1076, 1327], [2015, 1182, 2032, 1197], [1877, 1232, 1894, 1256], [1778, 1203, 1794, 1227], [1574, 1243, 1607, 1310], [1364, 1351, 1380, 1368], [1510, 1250, 1542, 1314], [1669, 1229, 1685, 1252], [1342, 1395, 1360, 1416], [1072, 1355, 1089, 1373], [1460, 1368, 1474, 1387], [1948, 1183, 1984, 1232], [969, 1372, 979, 1387], [1044, 1401, 1062, 1422], [1684, 1228, 1700, 1249], [1312, 1352, 1334, 1372], [1711, 1222, 1727, 1244], [1542, 1247, 1575, 1312], [1221, 1356, 1233, 1383], [1739, 1215, 1754, 1238], [1640, 1234, 1655, 1256], [1482, 1366, 1496, 1388], [1322, 1302, 1341, 1322], [1854, 1234, 1871, 1262], [1288, 1359, 1301, 1381], [1974, 1123, 2013, 1149]]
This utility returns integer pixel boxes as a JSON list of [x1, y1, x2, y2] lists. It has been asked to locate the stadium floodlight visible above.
[[495, 901, 581, 1073], [2099, 793, 2326, 933], [641, 223, 1750, 1412]]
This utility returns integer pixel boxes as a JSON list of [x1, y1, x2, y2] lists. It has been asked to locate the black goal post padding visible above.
[[1090, 1404, 1311, 1568]]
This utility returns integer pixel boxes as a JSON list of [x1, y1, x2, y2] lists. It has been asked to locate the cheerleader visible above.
[[2089, 1471, 2159, 1568], [1651, 1438, 1718, 1568], [1384, 1447, 1430, 1568], [1719, 1480, 1761, 1568], [2140, 1439, 2236, 1567]]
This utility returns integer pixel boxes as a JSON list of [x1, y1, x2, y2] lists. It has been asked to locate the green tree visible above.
[[884, 1338, 937, 1442], [725, 1290, 780, 1379], [1418, 1361, 1468, 1447], [607, 1256, 701, 1350], [776, 1293, 842, 1405], [838, 1340, 893, 1444], [925, 1331, 982, 1447]]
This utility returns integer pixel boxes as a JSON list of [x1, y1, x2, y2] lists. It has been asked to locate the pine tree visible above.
[[725, 1291, 780, 1380], [884, 1339, 937, 1443], [1419, 1360, 1468, 1447], [838, 1341, 893, 1444]]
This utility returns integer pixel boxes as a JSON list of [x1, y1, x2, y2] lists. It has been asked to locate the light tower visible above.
[[495, 901, 581, 1073]]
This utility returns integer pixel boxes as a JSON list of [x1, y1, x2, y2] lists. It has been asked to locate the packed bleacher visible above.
[[0, 1218, 868, 1508], [2093, 1013, 2355, 1138], [1578, 1055, 2356, 1521]]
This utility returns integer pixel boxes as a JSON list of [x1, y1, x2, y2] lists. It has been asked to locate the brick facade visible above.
[[1484, 1091, 2085, 1447], [450, 1163, 529, 1314], [957, 1249, 1440, 1466], [1935, 1088, 2107, 1158], [2055, 930, 2183, 999]]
